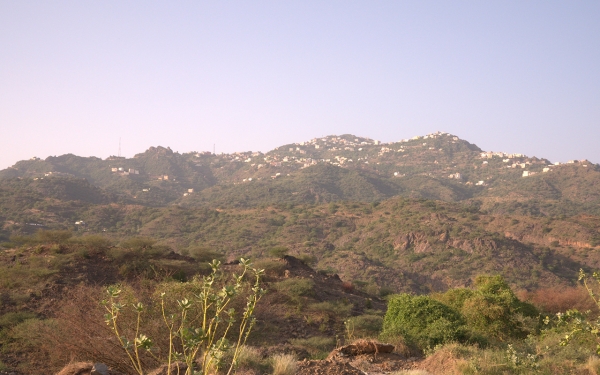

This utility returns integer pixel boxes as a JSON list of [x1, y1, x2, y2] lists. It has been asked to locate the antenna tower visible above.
[[119, 138, 121, 157], [213, 143, 215, 155]]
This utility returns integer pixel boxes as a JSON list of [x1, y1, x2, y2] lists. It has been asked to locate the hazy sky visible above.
[[1, 1, 599, 169]]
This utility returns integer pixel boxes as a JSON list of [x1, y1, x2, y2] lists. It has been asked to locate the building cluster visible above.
[[41, 171, 74, 178], [110, 167, 139, 176], [480, 152, 525, 159], [398, 131, 453, 143]]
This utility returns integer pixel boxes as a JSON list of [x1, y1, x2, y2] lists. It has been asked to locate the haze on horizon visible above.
[[1, 1, 599, 169]]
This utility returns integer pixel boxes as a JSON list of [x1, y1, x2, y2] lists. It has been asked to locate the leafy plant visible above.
[[382, 294, 467, 349], [102, 258, 265, 375]]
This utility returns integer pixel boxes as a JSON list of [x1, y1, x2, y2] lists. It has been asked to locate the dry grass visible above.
[[586, 356, 600, 375], [271, 353, 297, 375], [518, 286, 599, 316], [233, 345, 263, 371]]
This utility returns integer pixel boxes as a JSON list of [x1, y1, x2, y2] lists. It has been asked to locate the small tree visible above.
[[103, 258, 265, 375]]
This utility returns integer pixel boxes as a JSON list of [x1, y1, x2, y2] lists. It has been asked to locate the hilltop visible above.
[[1, 132, 599, 215]]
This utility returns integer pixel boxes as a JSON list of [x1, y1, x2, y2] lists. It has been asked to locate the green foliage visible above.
[[382, 294, 467, 349], [268, 246, 289, 259], [432, 288, 475, 311]]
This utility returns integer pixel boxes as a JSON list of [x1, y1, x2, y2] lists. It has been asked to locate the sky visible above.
[[1, 1, 599, 169]]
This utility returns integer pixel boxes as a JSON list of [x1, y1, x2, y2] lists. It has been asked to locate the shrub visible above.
[[37, 230, 72, 244], [0, 311, 37, 330], [186, 246, 224, 263], [72, 235, 112, 252], [382, 294, 467, 349], [434, 276, 538, 342], [253, 259, 286, 278], [461, 275, 538, 341], [432, 288, 475, 311], [119, 237, 156, 251], [274, 278, 315, 297], [103, 259, 265, 375], [269, 246, 289, 258], [297, 253, 317, 266]]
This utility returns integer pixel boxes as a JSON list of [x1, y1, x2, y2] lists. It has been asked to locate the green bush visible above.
[[269, 246, 289, 258], [433, 276, 538, 343], [464, 276, 538, 341], [382, 294, 467, 349]]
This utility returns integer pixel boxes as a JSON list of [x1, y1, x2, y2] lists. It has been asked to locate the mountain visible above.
[[1, 132, 599, 294], [2, 132, 599, 214]]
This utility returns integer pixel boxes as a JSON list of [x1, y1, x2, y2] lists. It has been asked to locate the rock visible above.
[[91, 363, 109, 375], [56, 362, 93, 375], [327, 340, 395, 360]]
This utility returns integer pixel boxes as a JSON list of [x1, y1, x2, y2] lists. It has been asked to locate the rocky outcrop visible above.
[[447, 238, 498, 254], [393, 232, 429, 251]]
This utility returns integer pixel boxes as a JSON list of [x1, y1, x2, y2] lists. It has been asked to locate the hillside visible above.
[[1, 133, 600, 374]]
